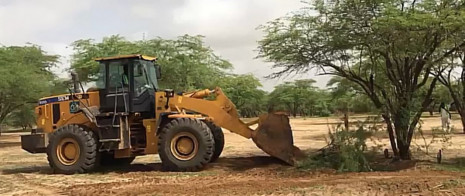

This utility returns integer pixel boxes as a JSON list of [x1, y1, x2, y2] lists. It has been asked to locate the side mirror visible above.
[[156, 65, 162, 79]]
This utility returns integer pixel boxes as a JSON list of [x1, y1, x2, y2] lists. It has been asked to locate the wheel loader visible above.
[[20, 54, 301, 174]]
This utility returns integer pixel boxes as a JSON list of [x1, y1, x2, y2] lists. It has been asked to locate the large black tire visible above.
[[206, 122, 224, 162], [100, 152, 135, 166], [47, 124, 99, 174], [158, 118, 214, 171]]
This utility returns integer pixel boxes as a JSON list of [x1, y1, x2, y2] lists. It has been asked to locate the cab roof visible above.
[[94, 54, 157, 61]]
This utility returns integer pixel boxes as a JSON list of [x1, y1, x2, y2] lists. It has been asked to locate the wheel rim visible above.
[[170, 132, 199, 161], [57, 138, 80, 165]]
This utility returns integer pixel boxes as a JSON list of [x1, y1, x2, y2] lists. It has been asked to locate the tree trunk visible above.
[[393, 110, 412, 160], [397, 142, 411, 160], [382, 114, 399, 158], [461, 112, 465, 134], [343, 111, 349, 131], [0, 120, 3, 136]]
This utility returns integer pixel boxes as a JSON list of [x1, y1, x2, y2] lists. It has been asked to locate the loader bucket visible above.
[[251, 113, 304, 165]]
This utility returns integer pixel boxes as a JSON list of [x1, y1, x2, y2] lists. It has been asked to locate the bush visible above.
[[298, 124, 374, 172]]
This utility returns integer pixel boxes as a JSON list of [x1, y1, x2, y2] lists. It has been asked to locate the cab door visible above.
[[99, 61, 131, 113]]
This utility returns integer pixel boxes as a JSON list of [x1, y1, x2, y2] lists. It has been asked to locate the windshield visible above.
[[95, 60, 159, 94], [134, 60, 158, 96]]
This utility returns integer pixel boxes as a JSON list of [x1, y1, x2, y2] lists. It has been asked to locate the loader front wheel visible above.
[[158, 118, 214, 171], [206, 122, 224, 162], [47, 124, 99, 174]]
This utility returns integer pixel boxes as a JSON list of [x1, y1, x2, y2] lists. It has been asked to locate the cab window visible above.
[[108, 61, 129, 91], [134, 61, 149, 96]]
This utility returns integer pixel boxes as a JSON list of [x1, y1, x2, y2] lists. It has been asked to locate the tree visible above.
[[258, 0, 465, 159], [0, 45, 59, 134], [71, 35, 232, 91], [217, 74, 267, 117], [327, 76, 376, 130], [420, 78, 452, 115], [5, 104, 36, 131], [268, 79, 330, 117], [327, 77, 356, 116], [437, 50, 465, 132], [327, 76, 376, 114]]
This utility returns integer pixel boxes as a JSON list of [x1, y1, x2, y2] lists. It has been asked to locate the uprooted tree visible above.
[[258, 0, 465, 160]]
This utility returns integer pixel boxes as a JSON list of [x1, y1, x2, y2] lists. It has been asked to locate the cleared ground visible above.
[[2, 115, 465, 195]]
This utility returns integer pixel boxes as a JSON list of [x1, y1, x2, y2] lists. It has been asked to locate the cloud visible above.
[[0, 0, 329, 90], [0, 0, 92, 45], [165, 0, 327, 90]]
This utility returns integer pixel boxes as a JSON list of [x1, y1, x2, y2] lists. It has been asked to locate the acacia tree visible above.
[[6, 105, 36, 131], [0, 46, 58, 134], [258, 0, 465, 159]]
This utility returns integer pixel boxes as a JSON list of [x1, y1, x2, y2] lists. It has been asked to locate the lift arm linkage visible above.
[[169, 87, 255, 138]]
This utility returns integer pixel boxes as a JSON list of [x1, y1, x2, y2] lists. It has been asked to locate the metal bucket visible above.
[[251, 113, 304, 165]]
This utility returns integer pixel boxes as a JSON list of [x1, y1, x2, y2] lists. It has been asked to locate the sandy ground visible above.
[[2, 115, 465, 195]]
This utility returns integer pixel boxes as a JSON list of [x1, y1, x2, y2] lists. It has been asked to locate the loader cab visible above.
[[95, 55, 160, 117]]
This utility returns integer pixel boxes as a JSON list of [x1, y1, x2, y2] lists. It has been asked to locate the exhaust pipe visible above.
[[70, 72, 81, 93]]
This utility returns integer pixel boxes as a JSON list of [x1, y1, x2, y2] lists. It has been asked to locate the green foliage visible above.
[[268, 79, 330, 117], [432, 84, 453, 106], [298, 124, 373, 172], [413, 126, 452, 155], [5, 104, 35, 130], [217, 74, 267, 117], [327, 76, 376, 114], [436, 158, 465, 172], [258, 0, 465, 159], [70, 34, 273, 117], [419, 79, 453, 114], [0, 45, 59, 129], [71, 35, 232, 91]]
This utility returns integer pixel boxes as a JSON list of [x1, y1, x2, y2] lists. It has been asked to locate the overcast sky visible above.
[[0, 0, 329, 91]]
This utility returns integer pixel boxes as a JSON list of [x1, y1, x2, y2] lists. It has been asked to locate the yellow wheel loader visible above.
[[20, 54, 302, 174]]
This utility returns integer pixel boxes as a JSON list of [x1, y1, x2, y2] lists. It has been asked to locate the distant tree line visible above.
[[0, 34, 456, 135]]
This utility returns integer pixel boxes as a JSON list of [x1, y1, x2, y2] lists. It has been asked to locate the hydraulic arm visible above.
[[168, 87, 301, 165]]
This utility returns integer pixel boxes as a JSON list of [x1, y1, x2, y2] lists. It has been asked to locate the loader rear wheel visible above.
[[206, 122, 224, 162], [47, 124, 99, 174], [158, 118, 214, 171]]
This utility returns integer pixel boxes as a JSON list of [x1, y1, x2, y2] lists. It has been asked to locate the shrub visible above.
[[298, 123, 374, 172]]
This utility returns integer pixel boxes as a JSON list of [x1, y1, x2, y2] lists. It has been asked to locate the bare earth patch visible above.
[[1, 116, 465, 195]]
